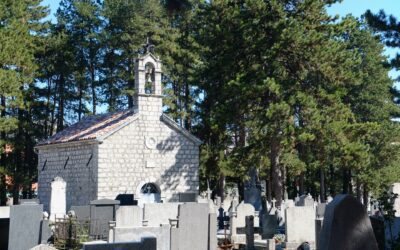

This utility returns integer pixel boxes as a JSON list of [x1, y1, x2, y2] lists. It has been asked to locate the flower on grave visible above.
[[273, 234, 285, 243]]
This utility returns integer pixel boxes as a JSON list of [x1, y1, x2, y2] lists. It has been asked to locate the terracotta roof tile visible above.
[[37, 109, 136, 146]]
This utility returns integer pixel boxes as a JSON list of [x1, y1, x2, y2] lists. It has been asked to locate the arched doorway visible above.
[[138, 183, 161, 207]]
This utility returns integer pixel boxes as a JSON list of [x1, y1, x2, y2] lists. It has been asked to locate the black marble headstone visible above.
[[0, 218, 9, 250], [319, 195, 378, 250], [217, 207, 224, 230], [370, 216, 385, 250], [115, 194, 136, 206]]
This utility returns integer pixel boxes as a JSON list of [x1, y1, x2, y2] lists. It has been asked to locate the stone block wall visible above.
[[37, 142, 98, 211], [97, 112, 199, 202]]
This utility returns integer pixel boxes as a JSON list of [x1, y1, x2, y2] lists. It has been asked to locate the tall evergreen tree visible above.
[[0, 0, 48, 204]]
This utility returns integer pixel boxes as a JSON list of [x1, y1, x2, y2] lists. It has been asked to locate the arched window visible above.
[[140, 183, 159, 194], [144, 62, 155, 94]]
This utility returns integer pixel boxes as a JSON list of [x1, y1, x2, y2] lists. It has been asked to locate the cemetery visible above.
[[0, 48, 396, 250], [4, 1, 400, 250]]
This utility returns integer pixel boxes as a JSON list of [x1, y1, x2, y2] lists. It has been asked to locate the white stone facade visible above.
[[36, 52, 201, 211], [96, 112, 200, 202]]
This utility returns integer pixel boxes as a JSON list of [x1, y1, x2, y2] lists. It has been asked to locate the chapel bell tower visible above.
[[134, 40, 163, 116]]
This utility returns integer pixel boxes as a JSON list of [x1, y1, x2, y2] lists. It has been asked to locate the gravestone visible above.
[[244, 168, 262, 211], [90, 199, 120, 240], [298, 194, 314, 207], [70, 205, 90, 220], [113, 225, 169, 250], [8, 204, 43, 250], [50, 177, 66, 220], [177, 203, 209, 250], [178, 192, 197, 202], [116, 206, 142, 227], [30, 244, 58, 250], [390, 183, 400, 217], [370, 216, 385, 250], [209, 213, 217, 250], [143, 203, 180, 227], [319, 194, 378, 250], [0, 206, 10, 218], [316, 203, 326, 219], [285, 206, 316, 250], [115, 194, 136, 206], [20, 199, 39, 205], [261, 212, 277, 239], [245, 216, 255, 250], [230, 203, 260, 243], [83, 237, 156, 250], [40, 220, 52, 244], [315, 219, 323, 249], [0, 214, 10, 249], [218, 207, 225, 229]]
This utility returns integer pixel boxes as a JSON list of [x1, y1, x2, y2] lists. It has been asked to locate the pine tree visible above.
[[0, 0, 48, 204]]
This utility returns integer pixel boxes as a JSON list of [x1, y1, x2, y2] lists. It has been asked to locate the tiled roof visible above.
[[37, 109, 137, 146]]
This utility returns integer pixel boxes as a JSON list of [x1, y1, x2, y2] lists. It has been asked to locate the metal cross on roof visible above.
[[144, 37, 155, 54]]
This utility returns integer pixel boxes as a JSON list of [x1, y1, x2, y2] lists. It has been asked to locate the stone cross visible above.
[[272, 198, 277, 208]]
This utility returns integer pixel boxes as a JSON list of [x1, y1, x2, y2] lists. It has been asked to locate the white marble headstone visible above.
[[50, 176, 66, 221]]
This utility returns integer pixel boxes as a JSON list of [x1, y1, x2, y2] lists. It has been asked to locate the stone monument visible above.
[[50, 176, 66, 220]]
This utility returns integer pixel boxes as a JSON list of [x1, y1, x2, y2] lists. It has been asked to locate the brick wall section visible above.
[[97, 107, 199, 202], [37, 142, 98, 211]]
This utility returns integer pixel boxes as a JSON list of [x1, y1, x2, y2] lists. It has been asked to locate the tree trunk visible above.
[[56, 74, 65, 132], [128, 60, 135, 109], [356, 179, 362, 202], [299, 172, 305, 196], [342, 168, 350, 194], [184, 81, 191, 130], [0, 96, 6, 206], [270, 137, 283, 206], [363, 183, 369, 210], [78, 83, 83, 121], [91, 66, 96, 115], [218, 173, 225, 202], [320, 167, 326, 203]]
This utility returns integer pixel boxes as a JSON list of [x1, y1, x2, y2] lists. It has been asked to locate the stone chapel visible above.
[[36, 49, 201, 211]]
